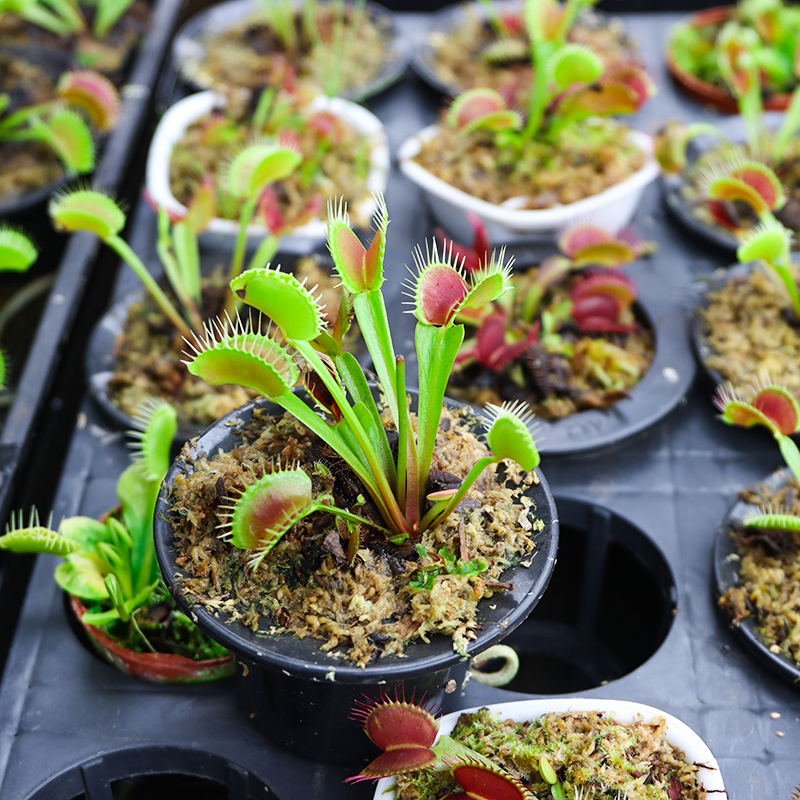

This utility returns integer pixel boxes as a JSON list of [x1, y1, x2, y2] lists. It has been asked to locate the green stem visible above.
[[106, 236, 192, 340], [225, 195, 260, 318], [419, 456, 496, 531], [522, 40, 554, 144], [314, 502, 392, 537], [777, 434, 800, 485], [0, 273, 55, 342]]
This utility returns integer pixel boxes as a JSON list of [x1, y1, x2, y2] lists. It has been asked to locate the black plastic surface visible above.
[[0, 11, 799, 800]]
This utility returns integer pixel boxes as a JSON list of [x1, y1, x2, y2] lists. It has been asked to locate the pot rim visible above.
[[397, 125, 659, 234], [153, 393, 559, 684], [713, 466, 800, 686], [373, 697, 726, 797], [145, 90, 390, 253], [665, 5, 792, 113], [170, 0, 410, 103]]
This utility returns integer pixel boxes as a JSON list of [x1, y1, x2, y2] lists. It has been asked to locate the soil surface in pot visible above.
[[167, 404, 542, 667], [414, 118, 644, 210], [396, 707, 708, 799], [427, 7, 635, 106], [109, 257, 346, 429], [699, 267, 800, 394], [0, 2, 151, 78], [449, 268, 654, 420], [0, 53, 63, 201], [189, 4, 394, 97], [169, 93, 374, 229], [718, 476, 800, 667], [679, 142, 800, 242]]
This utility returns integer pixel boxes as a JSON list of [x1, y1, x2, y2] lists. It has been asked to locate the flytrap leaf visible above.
[[350, 695, 439, 780], [447, 88, 506, 131], [704, 161, 784, 215], [572, 271, 637, 309], [460, 109, 523, 137], [186, 317, 299, 399], [0, 514, 77, 556], [0, 225, 37, 272], [57, 70, 120, 132], [559, 224, 636, 267], [449, 761, 536, 800], [484, 401, 540, 471], [737, 219, 791, 264], [744, 509, 800, 532], [129, 399, 178, 482], [183, 175, 216, 234], [226, 141, 302, 199], [550, 44, 603, 89], [480, 37, 528, 65], [461, 250, 513, 309], [225, 468, 314, 558], [49, 189, 126, 239], [411, 259, 470, 327], [231, 266, 327, 341], [327, 196, 388, 293], [33, 109, 95, 174], [715, 379, 800, 436], [555, 82, 640, 120]]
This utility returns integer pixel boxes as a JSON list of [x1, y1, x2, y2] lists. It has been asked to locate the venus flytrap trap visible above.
[[183, 195, 541, 558], [0, 68, 119, 179]]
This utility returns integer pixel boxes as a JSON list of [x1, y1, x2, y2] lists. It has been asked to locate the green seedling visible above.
[[49, 137, 302, 341], [0, 0, 139, 39], [183, 195, 541, 561], [0, 69, 118, 180], [0, 401, 179, 650]]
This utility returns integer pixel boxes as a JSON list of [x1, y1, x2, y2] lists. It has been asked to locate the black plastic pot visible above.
[[713, 467, 800, 687], [171, 0, 410, 102], [153, 393, 559, 763], [451, 268, 696, 457]]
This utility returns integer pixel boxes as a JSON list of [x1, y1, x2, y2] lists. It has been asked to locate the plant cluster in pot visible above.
[[54, 144, 352, 435], [350, 695, 725, 799], [172, 0, 405, 102], [0, 400, 233, 683], [416, 0, 638, 107], [713, 377, 800, 684], [659, 33, 800, 250], [145, 81, 389, 253], [0, 0, 152, 79], [688, 163, 800, 394], [399, 0, 659, 244], [152, 198, 558, 762], [666, 0, 800, 113], [0, 59, 120, 215]]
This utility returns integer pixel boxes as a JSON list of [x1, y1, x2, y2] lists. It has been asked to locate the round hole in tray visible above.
[[496, 496, 677, 694], [25, 746, 278, 800]]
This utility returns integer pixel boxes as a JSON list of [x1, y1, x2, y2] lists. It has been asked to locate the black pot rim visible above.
[[460, 267, 696, 457], [712, 466, 800, 686], [153, 393, 559, 684], [171, 0, 410, 103]]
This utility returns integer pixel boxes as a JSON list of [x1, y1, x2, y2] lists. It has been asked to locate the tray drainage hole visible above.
[[496, 497, 676, 695], [25, 746, 278, 800]]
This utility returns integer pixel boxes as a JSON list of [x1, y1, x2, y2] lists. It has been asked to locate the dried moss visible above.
[[700, 268, 800, 395], [719, 476, 800, 666], [167, 405, 541, 667], [414, 118, 644, 210], [397, 708, 708, 800]]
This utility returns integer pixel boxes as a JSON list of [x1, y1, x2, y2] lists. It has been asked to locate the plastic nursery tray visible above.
[[0, 11, 799, 800], [0, 0, 184, 673]]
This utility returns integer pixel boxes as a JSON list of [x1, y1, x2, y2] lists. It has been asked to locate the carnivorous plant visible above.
[[0, 0, 139, 41], [180, 196, 542, 561], [0, 68, 119, 178]]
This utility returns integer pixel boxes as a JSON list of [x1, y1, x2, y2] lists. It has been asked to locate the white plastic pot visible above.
[[146, 91, 390, 254], [373, 697, 725, 798], [398, 126, 660, 243]]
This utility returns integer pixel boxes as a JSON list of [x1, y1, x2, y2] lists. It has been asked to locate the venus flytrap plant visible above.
[[0, 0, 138, 39], [0, 401, 178, 649], [184, 196, 541, 552], [0, 69, 119, 178], [49, 139, 302, 343]]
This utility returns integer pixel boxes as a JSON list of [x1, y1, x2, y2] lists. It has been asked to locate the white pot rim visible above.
[[397, 124, 660, 231], [145, 90, 390, 251], [373, 697, 725, 798]]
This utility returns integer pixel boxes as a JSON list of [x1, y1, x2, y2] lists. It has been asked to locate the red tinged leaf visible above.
[[751, 387, 800, 435], [436, 228, 482, 274], [258, 186, 284, 234], [356, 747, 437, 780], [435, 214, 491, 274], [572, 271, 637, 309], [448, 89, 506, 131], [416, 264, 470, 326], [474, 314, 540, 371], [559, 225, 613, 258], [332, 225, 367, 279], [707, 199, 739, 231], [602, 62, 656, 107], [361, 700, 438, 751], [730, 164, 784, 211], [448, 762, 534, 800], [308, 111, 344, 144]]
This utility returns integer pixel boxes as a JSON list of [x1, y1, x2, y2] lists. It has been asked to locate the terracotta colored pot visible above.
[[70, 594, 234, 684], [665, 6, 792, 113]]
